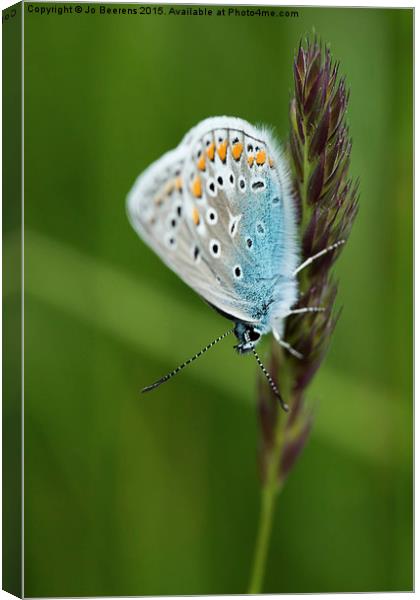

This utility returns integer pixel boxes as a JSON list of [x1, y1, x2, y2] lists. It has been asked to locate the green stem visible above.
[[248, 414, 285, 594], [248, 111, 311, 595]]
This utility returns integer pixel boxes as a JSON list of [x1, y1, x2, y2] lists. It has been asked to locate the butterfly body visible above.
[[127, 116, 300, 353]]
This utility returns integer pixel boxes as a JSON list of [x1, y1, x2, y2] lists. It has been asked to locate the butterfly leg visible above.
[[272, 324, 304, 359], [288, 306, 325, 315], [293, 240, 345, 276], [277, 339, 304, 359]]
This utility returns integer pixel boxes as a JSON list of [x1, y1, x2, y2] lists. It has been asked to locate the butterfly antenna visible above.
[[142, 328, 234, 393], [252, 347, 289, 412]]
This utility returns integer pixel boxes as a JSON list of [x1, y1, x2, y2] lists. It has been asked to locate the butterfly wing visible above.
[[127, 135, 255, 322], [179, 117, 300, 327], [127, 117, 299, 328]]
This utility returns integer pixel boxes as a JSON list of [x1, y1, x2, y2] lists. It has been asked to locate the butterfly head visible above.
[[233, 322, 262, 354]]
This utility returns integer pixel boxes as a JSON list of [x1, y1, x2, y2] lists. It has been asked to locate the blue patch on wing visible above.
[[232, 178, 287, 324]]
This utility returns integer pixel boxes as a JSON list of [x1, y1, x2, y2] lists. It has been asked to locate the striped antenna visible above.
[[252, 347, 289, 412], [142, 328, 234, 393]]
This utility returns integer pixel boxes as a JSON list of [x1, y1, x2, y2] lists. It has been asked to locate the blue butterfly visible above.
[[127, 117, 342, 410]]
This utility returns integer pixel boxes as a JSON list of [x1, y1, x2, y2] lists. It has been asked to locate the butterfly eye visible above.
[[209, 239, 221, 258], [249, 329, 261, 342], [206, 208, 218, 225]]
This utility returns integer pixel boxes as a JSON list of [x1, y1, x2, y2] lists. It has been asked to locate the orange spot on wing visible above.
[[192, 206, 200, 225], [191, 175, 202, 198], [197, 154, 206, 171], [163, 181, 174, 196], [217, 140, 227, 162], [207, 142, 215, 161], [269, 158, 274, 168], [256, 149, 266, 165], [175, 177, 183, 191], [247, 154, 254, 167], [232, 142, 243, 161]]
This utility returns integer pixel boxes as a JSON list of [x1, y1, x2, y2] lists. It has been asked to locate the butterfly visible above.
[[127, 117, 343, 410]]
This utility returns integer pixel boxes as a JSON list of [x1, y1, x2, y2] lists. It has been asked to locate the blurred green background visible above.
[[18, 4, 413, 595]]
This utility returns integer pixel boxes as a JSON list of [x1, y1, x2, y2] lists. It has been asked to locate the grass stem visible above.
[[248, 415, 284, 594]]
